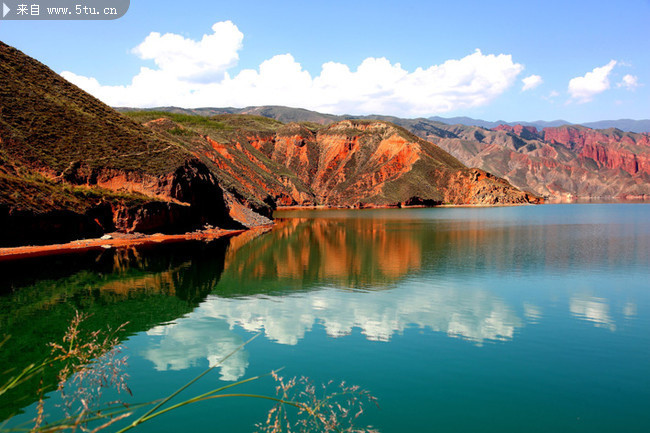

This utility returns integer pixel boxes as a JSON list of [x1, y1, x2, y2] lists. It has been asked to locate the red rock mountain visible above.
[[141, 115, 540, 209], [426, 124, 650, 199], [541, 126, 650, 176]]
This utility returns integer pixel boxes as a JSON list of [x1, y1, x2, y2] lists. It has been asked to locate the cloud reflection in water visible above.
[[142, 283, 523, 380], [569, 294, 616, 331]]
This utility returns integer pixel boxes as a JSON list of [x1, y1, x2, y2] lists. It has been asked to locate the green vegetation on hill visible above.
[[0, 170, 152, 214], [0, 43, 192, 177], [117, 105, 343, 126], [124, 111, 295, 140], [125, 111, 230, 130]]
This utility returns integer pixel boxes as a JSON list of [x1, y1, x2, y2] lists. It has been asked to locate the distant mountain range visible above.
[[428, 116, 650, 133], [117, 106, 650, 133]]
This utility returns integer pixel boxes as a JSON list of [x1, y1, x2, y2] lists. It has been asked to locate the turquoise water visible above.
[[1, 204, 649, 432]]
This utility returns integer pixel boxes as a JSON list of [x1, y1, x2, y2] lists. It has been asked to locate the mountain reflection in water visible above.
[[217, 207, 648, 295]]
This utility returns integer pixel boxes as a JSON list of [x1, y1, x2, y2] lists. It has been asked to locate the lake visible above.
[[1, 204, 649, 432]]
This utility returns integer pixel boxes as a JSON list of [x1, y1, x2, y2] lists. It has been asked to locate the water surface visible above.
[[1, 204, 649, 432]]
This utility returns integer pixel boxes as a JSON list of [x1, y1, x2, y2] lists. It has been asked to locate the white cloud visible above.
[[61, 21, 524, 116], [523, 303, 542, 324], [622, 302, 637, 318], [521, 74, 543, 91], [133, 21, 243, 83], [139, 283, 525, 381], [567, 60, 617, 103], [541, 90, 559, 103], [617, 74, 639, 90]]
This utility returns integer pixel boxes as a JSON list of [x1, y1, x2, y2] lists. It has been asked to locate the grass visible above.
[[168, 127, 196, 137], [0, 43, 191, 177], [212, 114, 284, 132], [295, 121, 326, 132], [123, 112, 285, 136], [0, 170, 153, 214], [124, 112, 286, 148], [124, 111, 229, 130]]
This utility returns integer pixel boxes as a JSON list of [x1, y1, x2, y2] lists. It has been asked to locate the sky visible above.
[[1, 0, 649, 122]]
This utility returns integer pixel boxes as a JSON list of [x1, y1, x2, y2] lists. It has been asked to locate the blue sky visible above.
[[1, 0, 649, 122]]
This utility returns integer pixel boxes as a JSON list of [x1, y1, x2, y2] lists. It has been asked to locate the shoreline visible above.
[[3, 198, 646, 261], [275, 197, 649, 212], [274, 203, 538, 212], [0, 226, 273, 262]]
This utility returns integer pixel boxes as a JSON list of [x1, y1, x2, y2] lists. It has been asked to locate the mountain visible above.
[[376, 116, 650, 199], [349, 118, 650, 199], [428, 124, 650, 199], [117, 105, 341, 125], [428, 116, 650, 134], [126, 113, 539, 208], [129, 106, 650, 199], [428, 116, 572, 130], [121, 107, 650, 133], [582, 119, 650, 133], [0, 44, 538, 246]]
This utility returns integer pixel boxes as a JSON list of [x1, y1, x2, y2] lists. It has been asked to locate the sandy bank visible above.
[[0, 225, 273, 262]]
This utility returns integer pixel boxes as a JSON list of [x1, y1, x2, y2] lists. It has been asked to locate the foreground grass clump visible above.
[[0, 312, 131, 432], [257, 373, 379, 433], [1, 312, 379, 433]]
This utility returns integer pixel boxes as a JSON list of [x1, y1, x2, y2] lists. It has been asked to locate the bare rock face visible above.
[[494, 124, 540, 141], [541, 126, 650, 177], [422, 123, 650, 200], [244, 120, 540, 207], [144, 117, 540, 211], [142, 116, 314, 217]]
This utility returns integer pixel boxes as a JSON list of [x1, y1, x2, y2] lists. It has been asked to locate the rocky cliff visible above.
[[541, 126, 650, 177], [494, 123, 650, 177], [425, 123, 650, 199], [377, 119, 650, 199], [249, 120, 539, 207], [134, 113, 540, 208]]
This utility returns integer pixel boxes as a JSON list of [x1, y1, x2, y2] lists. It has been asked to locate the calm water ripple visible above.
[[1, 204, 649, 432]]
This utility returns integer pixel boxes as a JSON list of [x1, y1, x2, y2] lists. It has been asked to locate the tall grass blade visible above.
[[116, 333, 260, 432]]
